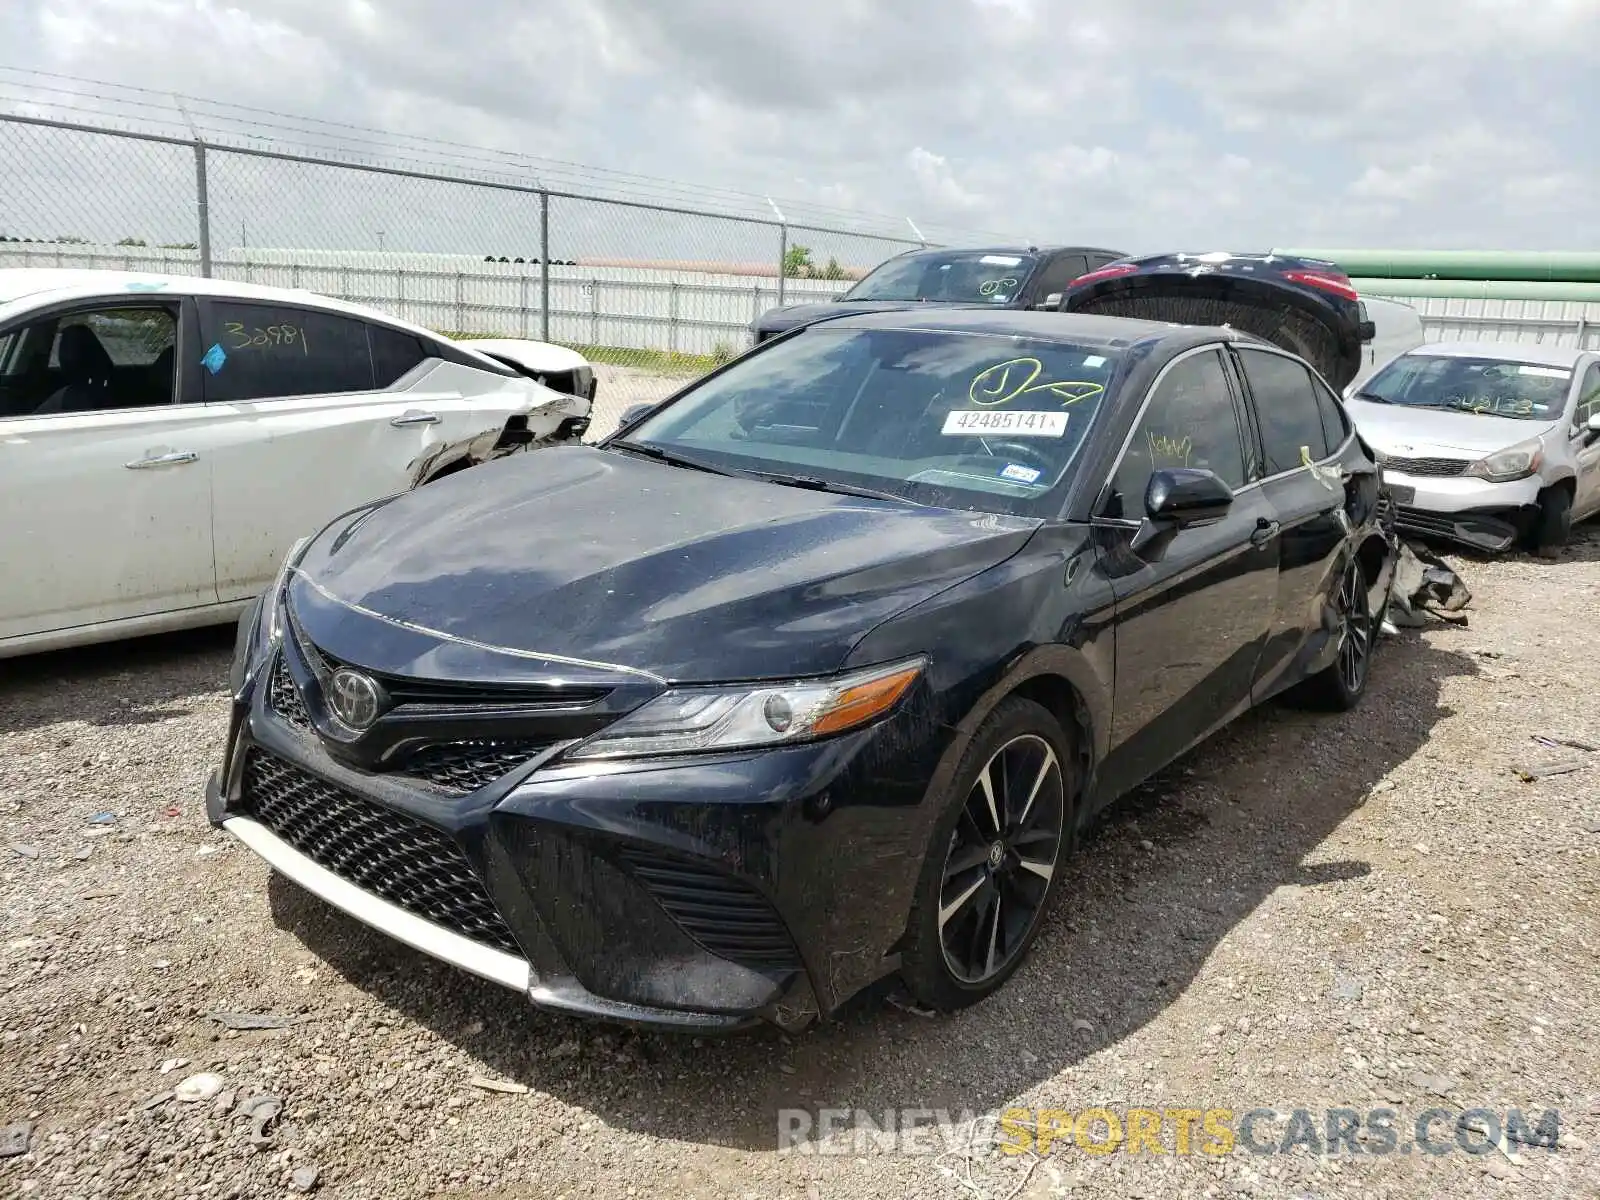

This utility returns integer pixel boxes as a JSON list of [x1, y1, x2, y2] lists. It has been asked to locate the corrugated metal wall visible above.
[[1384, 293, 1600, 349]]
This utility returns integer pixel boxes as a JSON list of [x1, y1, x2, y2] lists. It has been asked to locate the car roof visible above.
[[0, 268, 460, 347], [1399, 340, 1586, 368], [884, 245, 1126, 261], [805, 305, 1236, 351]]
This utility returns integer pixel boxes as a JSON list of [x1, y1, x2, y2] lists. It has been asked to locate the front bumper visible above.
[[1383, 470, 1541, 553], [208, 642, 947, 1032]]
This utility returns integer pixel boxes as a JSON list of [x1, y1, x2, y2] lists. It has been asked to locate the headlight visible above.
[[253, 537, 310, 660], [1463, 439, 1543, 483], [566, 656, 927, 760]]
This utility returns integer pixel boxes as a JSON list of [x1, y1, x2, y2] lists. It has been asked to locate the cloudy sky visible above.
[[3, 0, 1599, 257]]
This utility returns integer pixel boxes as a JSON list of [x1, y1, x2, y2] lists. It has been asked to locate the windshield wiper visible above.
[[610, 440, 739, 477], [744, 470, 924, 505], [1350, 391, 1392, 405]]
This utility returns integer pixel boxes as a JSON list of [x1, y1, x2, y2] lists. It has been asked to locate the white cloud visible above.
[[2, 0, 1597, 252]]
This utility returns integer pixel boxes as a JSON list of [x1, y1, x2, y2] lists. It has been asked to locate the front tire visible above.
[[1531, 486, 1573, 558], [899, 697, 1074, 1012]]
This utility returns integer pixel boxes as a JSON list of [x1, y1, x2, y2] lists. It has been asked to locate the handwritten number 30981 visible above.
[[224, 321, 310, 355]]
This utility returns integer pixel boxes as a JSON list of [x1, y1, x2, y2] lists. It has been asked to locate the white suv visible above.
[[1345, 341, 1600, 555]]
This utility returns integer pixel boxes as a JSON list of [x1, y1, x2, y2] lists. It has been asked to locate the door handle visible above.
[[124, 451, 198, 470], [1250, 518, 1280, 547], [391, 411, 440, 427]]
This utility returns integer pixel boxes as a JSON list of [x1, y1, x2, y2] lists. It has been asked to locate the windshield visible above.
[[620, 327, 1121, 518], [1359, 354, 1573, 420], [840, 252, 1038, 304]]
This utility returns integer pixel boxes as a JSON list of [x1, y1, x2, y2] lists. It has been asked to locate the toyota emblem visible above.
[[326, 668, 383, 731]]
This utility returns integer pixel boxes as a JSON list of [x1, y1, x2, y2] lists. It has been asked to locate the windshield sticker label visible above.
[[200, 343, 227, 374], [1000, 463, 1043, 483], [1083, 355, 1106, 368], [970, 357, 1107, 407], [943, 409, 1068, 437], [980, 255, 1023, 266], [1518, 365, 1569, 378], [125, 281, 168, 292]]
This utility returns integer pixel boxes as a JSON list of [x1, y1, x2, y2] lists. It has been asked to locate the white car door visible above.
[[194, 298, 510, 603], [0, 299, 216, 642], [1571, 360, 1600, 520]]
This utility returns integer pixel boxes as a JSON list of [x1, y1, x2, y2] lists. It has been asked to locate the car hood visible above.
[[754, 298, 992, 336], [1344, 399, 1557, 455], [290, 445, 1039, 683]]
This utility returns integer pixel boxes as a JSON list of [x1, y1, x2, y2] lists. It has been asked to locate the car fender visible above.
[[450, 337, 589, 376]]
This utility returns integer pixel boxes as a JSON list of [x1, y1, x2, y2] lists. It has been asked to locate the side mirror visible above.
[[1358, 319, 1377, 342], [1131, 468, 1234, 556], [1033, 292, 1064, 311], [619, 402, 657, 428], [1586, 412, 1600, 442]]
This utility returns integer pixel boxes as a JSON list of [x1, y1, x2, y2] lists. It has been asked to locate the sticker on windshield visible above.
[[1083, 355, 1106, 368], [980, 255, 1023, 266], [1518, 365, 1569, 378], [200, 343, 227, 374], [943, 409, 1068, 437], [1000, 463, 1043, 484]]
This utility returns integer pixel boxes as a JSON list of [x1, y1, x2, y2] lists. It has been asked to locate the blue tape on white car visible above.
[[201, 343, 227, 374]]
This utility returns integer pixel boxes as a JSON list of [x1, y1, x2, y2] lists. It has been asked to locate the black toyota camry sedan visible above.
[[208, 308, 1395, 1032]]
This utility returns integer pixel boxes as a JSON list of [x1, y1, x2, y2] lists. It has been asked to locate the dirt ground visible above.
[[2, 511, 1598, 1199]]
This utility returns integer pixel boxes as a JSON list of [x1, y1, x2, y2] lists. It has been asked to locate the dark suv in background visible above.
[[751, 244, 1127, 344]]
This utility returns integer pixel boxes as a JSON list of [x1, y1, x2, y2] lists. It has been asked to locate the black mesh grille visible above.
[[1394, 506, 1459, 537], [267, 656, 310, 730], [239, 750, 521, 956], [1385, 456, 1468, 478], [399, 740, 552, 794], [616, 847, 799, 971]]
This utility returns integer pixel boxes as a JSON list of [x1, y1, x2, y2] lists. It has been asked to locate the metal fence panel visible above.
[[0, 119, 201, 261]]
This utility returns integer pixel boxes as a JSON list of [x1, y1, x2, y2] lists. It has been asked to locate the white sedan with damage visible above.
[[0, 269, 593, 658]]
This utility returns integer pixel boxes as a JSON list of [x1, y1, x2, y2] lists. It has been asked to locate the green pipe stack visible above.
[[1273, 248, 1600, 301]]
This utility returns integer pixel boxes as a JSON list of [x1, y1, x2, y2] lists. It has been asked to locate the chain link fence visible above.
[[0, 113, 946, 426]]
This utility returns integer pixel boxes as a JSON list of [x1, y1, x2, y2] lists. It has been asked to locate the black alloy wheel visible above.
[[1289, 556, 1373, 711], [1335, 556, 1373, 696], [938, 732, 1065, 983], [899, 696, 1074, 1011]]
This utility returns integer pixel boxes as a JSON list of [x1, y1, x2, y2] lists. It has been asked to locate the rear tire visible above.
[[1531, 486, 1573, 558], [1286, 556, 1373, 712], [899, 697, 1075, 1012]]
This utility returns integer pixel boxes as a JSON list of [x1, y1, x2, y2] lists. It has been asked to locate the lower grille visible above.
[[399, 740, 552, 794], [1386, 456, 1469, 478], [616, 847, 799, 971], [267, 657, 311, 730], [239, 749, 520, 956], [1394, 505, 1460, 536]]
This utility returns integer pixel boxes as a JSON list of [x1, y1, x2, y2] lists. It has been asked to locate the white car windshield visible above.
[[1357, 354, 1572, 420], [620, 326, 1121, 518], [840, 252, 1037, 304]]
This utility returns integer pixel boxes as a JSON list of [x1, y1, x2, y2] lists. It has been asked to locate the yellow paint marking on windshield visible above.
[[970, 357, 1107, 408], [977, 277, 1020, 297]]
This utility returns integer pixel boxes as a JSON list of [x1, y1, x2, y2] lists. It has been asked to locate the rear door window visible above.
[[1237, 347, 1331, 472], [370, 325, 430, 388], [199, 302, 374, 403], [1029, 255, 1089, 305]]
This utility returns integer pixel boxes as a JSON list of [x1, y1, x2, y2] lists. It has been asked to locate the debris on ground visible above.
[[1386, 540, 1472, 627], [468, 1076, 529, 1095], [0, 1123, 32, 1158], [207, 1010, 300, 1030]]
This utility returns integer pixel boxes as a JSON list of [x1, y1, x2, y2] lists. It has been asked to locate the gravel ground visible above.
[[3, 517, 1599, 1200]]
